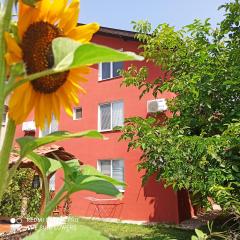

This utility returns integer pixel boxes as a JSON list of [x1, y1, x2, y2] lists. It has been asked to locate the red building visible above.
[[15, 26, 192, 224]]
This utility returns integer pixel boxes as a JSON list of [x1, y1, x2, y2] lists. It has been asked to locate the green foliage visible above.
[[120, 0, 240, 220], [0, 168, 41, 217], [191, 222, 227, 240]]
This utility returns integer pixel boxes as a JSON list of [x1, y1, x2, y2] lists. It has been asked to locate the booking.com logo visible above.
[[10, 218, 22, 224]]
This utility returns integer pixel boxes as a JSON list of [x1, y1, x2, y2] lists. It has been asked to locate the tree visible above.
[[120, 0, 240, 222]]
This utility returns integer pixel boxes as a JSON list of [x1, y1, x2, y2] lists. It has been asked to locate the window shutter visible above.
[[112, 101, 124, 128], [100, 103, 111, 130]]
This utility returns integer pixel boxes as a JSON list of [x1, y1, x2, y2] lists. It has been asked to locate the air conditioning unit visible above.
[[147, 99, 167, 113], [22, 121, 36, 131]]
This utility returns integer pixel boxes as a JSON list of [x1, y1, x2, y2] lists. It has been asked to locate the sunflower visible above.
[[5, 0, 99, 129]]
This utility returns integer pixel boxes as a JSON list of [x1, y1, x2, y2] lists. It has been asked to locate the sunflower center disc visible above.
[[22, 21, 69, 94]]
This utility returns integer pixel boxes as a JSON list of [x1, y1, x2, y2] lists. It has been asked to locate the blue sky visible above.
[[80, 0, 227, 31]]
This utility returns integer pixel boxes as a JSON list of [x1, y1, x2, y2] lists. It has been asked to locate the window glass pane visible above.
[[112, 160, 124, 190], [113, 62, 123, 77], [100, 103, 111, 130], [101, 62, 111, 80], [99, 160, 111, 176], [2, 112, 6, 124], [112, 160, 124, 182], [112, 101, 124, 128], [74, 107, 82, 119], [49, 174, 55, 191]]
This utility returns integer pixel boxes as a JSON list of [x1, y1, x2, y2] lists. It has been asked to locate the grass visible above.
[[73, 218, 194, 240]]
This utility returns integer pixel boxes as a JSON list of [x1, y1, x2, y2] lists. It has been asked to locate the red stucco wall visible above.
[[15, 32, 189, 223]]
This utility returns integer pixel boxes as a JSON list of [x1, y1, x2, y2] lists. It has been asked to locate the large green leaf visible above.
[[47, 159, 81, 175], [17, 130, 102, 157], [26, 152, 51, 175], [61, 161, 122, 198], [25, 224, 108, 240], [26, 151, 66, 176], [52, 37, 144, 71], [81, 165, 126, 187]]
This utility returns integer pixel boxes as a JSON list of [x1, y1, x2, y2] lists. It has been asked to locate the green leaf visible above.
[[47, 160, 82, 176], [195, 229, 207, 239], [10, 62, 25, 78], [22, 0, 41, 7], [17, 130, 103, 157], [191, 236, 198, 240], [26, 152, 65, 176], [26, 152, 51, 175], [81, 165, 126, 187], [60, 161, 122, 198], [25, 224, 108, 240], [52, 37, 144, 71]]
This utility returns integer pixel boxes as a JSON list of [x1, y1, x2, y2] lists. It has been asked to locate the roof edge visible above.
[[78, 23, 137, 40]]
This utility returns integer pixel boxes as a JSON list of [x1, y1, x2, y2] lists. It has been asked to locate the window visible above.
[[49, 174, 55, 191], [2, 111, 7, 126], [99, 61, 124, 80], [73, 107, 82, 120], [98, 160, 125, 191], [40, 115, 58, 137], [99, 101, 124, 131], [2, 105, 8, 126]]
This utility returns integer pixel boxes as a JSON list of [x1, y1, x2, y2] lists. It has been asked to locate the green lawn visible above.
[[74, 218, 194, 240]]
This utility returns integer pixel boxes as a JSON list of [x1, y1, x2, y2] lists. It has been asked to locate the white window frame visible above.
[[73, 107, 82, 120], [98, 49, 123, 81], [97, 159, 125, 192], [98, 100, 124, 132]]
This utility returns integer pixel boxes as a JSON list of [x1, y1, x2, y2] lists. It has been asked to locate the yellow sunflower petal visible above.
[[5, 53, 22, 65], [67, 23, 100, 43], [36, 0, 51, 22], [18, 6, 38, 38], [4, 32, 22, 59], [47, 0, 68, 24], [58, 0, 79, 34], [8, 84, 32, 124], [51, 93, 60, 121], [18, 0, 31, 24], [37, 95, 46, 129], [34, 97, 41, 129], [57, 89, 73, 117], [68, 69, 89, 83], [44, 95, 53, 126], [71, 66, 90, 75]]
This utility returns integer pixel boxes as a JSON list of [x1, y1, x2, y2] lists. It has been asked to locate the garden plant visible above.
[[120, 1, 240, 238], [0, 0, 142, 238]]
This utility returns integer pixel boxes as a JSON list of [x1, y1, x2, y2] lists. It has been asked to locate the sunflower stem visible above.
[[0, 0, 14, 135], [37, 186, 66, 229], [0, 118, 16, 202]]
